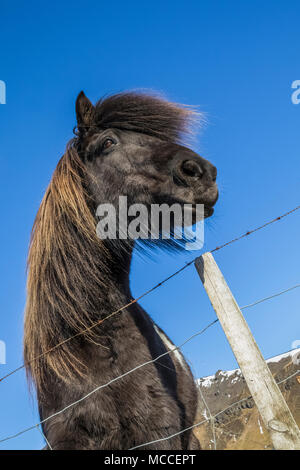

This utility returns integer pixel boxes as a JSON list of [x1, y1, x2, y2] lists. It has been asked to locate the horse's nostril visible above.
[[181, 160, 203, 178]]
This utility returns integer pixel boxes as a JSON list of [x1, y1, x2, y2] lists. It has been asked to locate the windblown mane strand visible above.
[[24, 143, 111, 394], [93, 92, 199, 144]]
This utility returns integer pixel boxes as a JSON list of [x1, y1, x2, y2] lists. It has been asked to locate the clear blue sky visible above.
[[0, 0, 299, 450]]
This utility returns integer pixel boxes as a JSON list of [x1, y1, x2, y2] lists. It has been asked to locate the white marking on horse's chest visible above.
[[153, 324, 186, 369]]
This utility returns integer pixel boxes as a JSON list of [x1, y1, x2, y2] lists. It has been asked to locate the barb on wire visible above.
[[1, 204, 299, 386], [129, 369, 300, 450]]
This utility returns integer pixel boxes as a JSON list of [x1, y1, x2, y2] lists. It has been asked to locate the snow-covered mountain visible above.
[[194, 349, 300, 450]]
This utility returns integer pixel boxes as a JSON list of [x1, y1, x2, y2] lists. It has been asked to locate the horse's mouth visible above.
[[194, 204, 214, 219], [204, 206, 214, 218], [182, 204, 214, 222], [202, 185, 219, 218]]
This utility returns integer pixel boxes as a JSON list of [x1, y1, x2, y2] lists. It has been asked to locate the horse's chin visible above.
[[183, 204, 214, 223], [204, 206, 214, 218]]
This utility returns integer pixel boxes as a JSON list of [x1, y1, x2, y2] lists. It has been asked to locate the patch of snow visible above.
[[196, 350, 299, 385], [267, 349, 300, 364], [231, 375, 241, 384], [218, 369, 242, 385], [219, 369, 240, 378], [198, 369, 242, 388], [197, 375, 215, 388]]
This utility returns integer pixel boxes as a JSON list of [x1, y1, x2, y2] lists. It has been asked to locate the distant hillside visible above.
[[194, 349, 300, 450]]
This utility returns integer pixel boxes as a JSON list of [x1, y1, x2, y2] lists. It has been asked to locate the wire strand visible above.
[[35, 425, 52, 450], [1, 204, 299, 385], [240, 283, 300, 310], [0, 319, 218, 445], [129, 369, 300, 450]]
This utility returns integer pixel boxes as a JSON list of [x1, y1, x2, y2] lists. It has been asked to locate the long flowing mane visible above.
[[24, 92, 198, 395], [24, 145, 108, 392]]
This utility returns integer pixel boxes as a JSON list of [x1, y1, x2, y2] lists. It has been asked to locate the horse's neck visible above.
[[84, 240, 146, 351], [93, 239, 135, 318]]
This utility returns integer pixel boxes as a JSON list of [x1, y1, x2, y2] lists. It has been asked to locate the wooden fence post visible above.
[[195, 252, 300, 450]]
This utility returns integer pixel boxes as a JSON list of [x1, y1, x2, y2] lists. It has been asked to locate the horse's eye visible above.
[[102, 138, 114, 151]]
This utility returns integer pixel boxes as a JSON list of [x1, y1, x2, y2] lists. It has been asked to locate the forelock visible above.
[[93, 92, 200, 144]]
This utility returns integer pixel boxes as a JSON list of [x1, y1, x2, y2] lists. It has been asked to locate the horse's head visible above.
[[75, 91, 218, 240]]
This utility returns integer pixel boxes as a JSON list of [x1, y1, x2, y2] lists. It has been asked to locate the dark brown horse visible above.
[[24, 91, 218, 450]]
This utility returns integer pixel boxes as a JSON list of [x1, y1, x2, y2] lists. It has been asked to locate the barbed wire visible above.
[[0, 301, 299, 449], [210, 205, 300, 253], [0, 319, 219, 445], [0, 281, 299, 445], [1, 204, 299, 385], [129, 369, 300, 450], [0, 204, 299, 449]]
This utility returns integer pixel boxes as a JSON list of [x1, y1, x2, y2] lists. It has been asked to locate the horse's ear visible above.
[[75, 91, 95, 132]]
